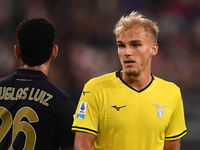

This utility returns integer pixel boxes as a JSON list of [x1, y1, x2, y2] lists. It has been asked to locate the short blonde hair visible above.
[[113, 11, 159, 42]]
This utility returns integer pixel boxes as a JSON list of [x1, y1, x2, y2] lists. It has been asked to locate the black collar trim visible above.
[[116, 69, 154, 93]]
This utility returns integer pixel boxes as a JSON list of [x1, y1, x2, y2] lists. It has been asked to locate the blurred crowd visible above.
[[0, 0, 200, 105]]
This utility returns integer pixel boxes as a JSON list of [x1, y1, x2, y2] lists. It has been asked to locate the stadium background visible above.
[[0, 0, 199, 149]]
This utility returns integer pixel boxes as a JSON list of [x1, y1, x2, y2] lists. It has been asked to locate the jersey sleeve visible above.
[[72, 82, 99, 136], [165, 89, 187, 140]]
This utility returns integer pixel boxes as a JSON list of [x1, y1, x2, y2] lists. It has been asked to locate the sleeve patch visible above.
[[77, 102, 87, 119]]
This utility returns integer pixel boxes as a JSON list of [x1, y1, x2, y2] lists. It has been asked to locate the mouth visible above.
[[124, 60, 135, 66]]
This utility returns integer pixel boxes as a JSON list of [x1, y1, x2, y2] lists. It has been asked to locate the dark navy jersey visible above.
[[0, 69, 75, 150]]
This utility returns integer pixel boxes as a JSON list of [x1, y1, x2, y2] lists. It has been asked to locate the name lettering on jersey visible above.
[[77, 102, 87, 119], [82, 91, 90, 95], [0, 87, 53, 106], [16, 78, 31, 81], [111, 105, 126, 111], [152, 103, 168, 118]]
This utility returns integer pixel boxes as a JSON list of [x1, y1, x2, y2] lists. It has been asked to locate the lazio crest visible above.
[[152, 103, 168, 118]]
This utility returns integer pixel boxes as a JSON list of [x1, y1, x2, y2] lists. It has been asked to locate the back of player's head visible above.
[[113, 11, 159, 43], [16, 17, 56, 66]]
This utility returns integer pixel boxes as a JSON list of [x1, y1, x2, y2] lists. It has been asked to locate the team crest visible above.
[[152, 103, 167, 118], [77, 102, 87, 119]]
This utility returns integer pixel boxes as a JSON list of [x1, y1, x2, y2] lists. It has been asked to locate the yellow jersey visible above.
[[72, 70, 187, 150]]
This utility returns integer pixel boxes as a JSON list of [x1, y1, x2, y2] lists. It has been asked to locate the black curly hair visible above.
[[16, 17, 56, 66]]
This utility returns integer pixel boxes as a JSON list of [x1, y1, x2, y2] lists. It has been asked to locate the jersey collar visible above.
[[116, 69, 154, 93], [14, 69, 49, 81]]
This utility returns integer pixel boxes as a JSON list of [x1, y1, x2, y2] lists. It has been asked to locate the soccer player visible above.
[[72, 11, 187, 150], [0, 17, 75, 150]]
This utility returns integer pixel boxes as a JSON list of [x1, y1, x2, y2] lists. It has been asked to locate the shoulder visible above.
[[153, 76, 180, 91], [46, 82, 72, 102], [86, 71, 116, 87], [0, 74, 13, 83], [45, 82, 75, 111]]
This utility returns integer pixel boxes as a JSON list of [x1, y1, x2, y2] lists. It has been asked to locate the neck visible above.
[[120, 71, 152, 91], [20, 60, 51, 76]]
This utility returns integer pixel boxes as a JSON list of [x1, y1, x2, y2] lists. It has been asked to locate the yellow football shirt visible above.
[[72, 70, 187, 150]]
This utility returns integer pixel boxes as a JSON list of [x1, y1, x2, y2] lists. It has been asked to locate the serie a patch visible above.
[[77, 102, 87, 119]]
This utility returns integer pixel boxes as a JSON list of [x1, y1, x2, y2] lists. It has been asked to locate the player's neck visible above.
[[19, 60, 51, 76], [120, 71, 152, 91]]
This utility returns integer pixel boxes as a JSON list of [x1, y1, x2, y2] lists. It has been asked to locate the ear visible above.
[[150, 43, 159, 57], [51, 45, 58, 60], [14, 45, 21, 58]]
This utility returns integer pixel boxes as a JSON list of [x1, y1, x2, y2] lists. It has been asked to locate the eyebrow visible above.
[[116, 40, 142, 43]]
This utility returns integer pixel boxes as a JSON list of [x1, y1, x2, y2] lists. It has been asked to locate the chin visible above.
[[124, 69, 139, 77]]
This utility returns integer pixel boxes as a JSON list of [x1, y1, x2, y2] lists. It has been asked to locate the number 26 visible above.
[[0, 106, 39, 149]]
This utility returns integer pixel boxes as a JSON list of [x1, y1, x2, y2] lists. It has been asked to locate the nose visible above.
[[124, 45, 132, 55]]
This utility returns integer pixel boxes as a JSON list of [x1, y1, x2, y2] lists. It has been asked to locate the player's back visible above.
[[0, 69, 75, 150]]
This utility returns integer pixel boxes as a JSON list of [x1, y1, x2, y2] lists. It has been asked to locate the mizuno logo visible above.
[[152, 103, 168, 118], [83, 91, 90, 95], [111, 105, 126, 111]]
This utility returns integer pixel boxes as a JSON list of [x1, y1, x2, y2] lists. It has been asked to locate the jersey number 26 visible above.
[[0, 106, 39, 149]]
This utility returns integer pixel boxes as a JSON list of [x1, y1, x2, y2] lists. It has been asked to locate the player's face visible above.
[[116, 26, 158, 77]]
